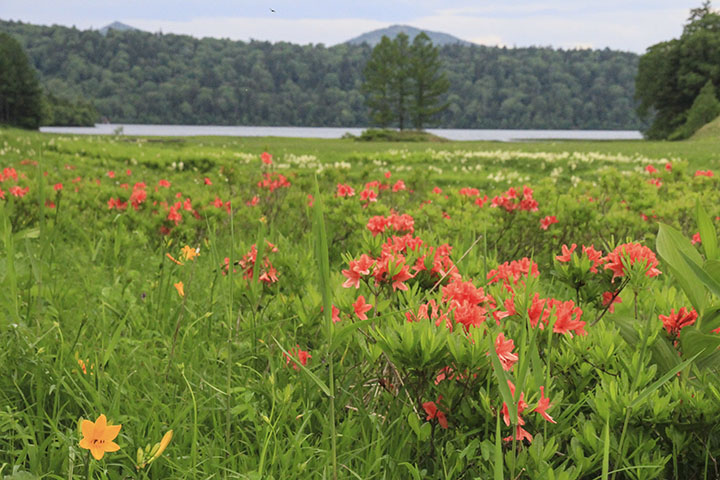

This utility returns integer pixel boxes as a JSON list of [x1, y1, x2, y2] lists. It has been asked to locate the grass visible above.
[[1, 127, 720, 479]]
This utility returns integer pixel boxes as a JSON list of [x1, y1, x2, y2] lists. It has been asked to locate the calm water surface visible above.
[[40, 124, 643, 142]]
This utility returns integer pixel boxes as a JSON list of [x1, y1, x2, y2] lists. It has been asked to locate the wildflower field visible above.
[[2, 128, 720, 479]]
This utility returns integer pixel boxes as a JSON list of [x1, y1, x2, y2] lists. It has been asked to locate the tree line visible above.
[[636, 1, 720, 139], [0, 19, 643, 129], [0, 31, 97, 128]]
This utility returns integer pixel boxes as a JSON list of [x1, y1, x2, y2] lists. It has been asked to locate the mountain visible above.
[[99, 21, 138, 35], [346, 25, 472, 47], [0, 19, 642, 130]]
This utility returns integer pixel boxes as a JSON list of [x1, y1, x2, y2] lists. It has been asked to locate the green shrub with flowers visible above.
[[1, 129, 720, 478]]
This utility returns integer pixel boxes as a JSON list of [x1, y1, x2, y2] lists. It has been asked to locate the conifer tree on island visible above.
[[410, 32, 450, 130], [363, 32, 449, 130], [0, 32, 42, 129]]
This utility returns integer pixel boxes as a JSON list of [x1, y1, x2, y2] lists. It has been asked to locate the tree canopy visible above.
[[0, 32, 42, 128], [636, 1, 720, 139], [1, 19, 642, 129]]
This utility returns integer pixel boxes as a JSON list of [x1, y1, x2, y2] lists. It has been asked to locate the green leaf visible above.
[[494, 411, 504, 480], [704, 260, 720, 286], [312, 178, 333, 332], [601, 416, 610, 480], [697, 201, 718, 261], [272, 338, 331, 397], [656, 223, 707, 312], [629, 353, 699, 408], [679, 249, 720, 299], [699, 305, 720, 334], [679, 330, 720, 361], [330, 318, 375, 351], [490, 347, 517, 425]]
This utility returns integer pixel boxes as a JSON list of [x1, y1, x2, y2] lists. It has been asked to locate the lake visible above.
[[39, 124, 644, 142]]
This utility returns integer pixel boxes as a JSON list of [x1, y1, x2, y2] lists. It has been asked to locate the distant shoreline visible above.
[[39, 124, 643, 142]]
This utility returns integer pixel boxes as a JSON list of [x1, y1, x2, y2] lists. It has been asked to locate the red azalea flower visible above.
[[582, 244, 605, 273], [392, 180, 406, 192], [534, 386, 556, 423], [158, 179, 171, 188], [602, 291, 622, 313], [555, 243, 576, 262], [204, 177, 212, 185], [645, 165, 658, 174], [692, 232, 701, 245], [284, 344, 311, 370], [341, 254, 375, 288], [167, 206, 182, 225], [336, 183, 355, 197], [9, 186, 29, 197], [459, 187, 480, 197], [261, 152, 273, 165], [551, 299, 586, 336], [604, 243, 661, 279], [331, 305, 341, 324], [540, 215, 557, 230], [367, 215, 387, 236], [432, 186, 442, 194], [422, 401, 448, 429], [659, 307, 697, 338], [495, 333, 518, 371], [54, 183, 63, 191], [352, 295, 373, 320], [107, 171, 115, 178]]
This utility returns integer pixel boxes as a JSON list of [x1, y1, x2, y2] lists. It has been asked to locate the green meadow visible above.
[[2, 128, 720, 479]]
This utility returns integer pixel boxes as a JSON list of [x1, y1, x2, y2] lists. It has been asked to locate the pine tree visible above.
[[363, 32, 448, 130], [0, 32, 43, 129], [409, 32, 449, 130], [389, 33, 412, 130], [362, 36, 395, 127]]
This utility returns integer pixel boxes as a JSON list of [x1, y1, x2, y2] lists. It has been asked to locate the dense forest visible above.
[[0, 19, 643, 129]]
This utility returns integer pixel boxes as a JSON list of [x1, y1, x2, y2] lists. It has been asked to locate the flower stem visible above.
[[84, 450, 91, 480]]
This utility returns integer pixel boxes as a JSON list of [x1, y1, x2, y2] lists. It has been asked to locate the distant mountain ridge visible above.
[[346, 25, 472, 46], [0, 19, 642, 130], [99, 21, 138, 36]]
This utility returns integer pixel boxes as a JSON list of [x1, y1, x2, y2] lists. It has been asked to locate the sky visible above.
[[1, 0, 707, 53]]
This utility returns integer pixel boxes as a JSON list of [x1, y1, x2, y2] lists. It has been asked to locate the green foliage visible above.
[[2, 130, 720, 478], [0, 20, 643, 129], [0, 32, 42, 129], [41, 92, 97, 126], [670, 80, 720, 140], [636, 4, 720, 139], [354, 128, 448, 142]]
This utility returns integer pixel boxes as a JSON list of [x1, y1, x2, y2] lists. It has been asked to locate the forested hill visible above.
[[0, 19, 643, 129]]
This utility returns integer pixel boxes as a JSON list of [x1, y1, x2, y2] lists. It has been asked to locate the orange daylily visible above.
[[181, 245, 199, 261], [174, 281, 184, 297], [79, 414, 122, 460]]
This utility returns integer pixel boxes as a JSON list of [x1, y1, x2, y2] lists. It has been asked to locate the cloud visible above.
[[467, 35, 505, 47], [409, 7, 691, 52], [125, 16, 389, 44]]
